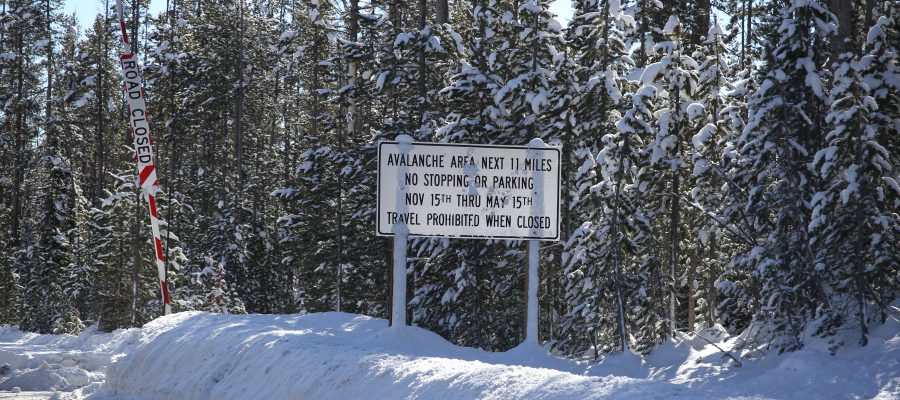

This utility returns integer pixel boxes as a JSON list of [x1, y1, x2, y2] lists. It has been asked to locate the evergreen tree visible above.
[[808, 12, 899, 349], [736, 0, 835, 352]]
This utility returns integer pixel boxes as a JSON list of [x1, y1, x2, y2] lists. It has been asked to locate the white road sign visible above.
[[377, 141, 561, 240]]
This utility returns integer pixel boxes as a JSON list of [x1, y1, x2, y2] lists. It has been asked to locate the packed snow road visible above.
[[1, 311, 897, 399]]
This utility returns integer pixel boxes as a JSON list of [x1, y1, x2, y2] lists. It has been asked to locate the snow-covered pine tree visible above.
[[274, 0, 346, 313], [478, 0, 565, 348], [736, 0, 835, 352], [808, 11, 899, 350], [585, 82, 658, 354], [557, 0, 636, 358], [686, 21, 746, 332], [20, 125, 85, 334], [413, 0, 517, 351], [638, 15, 701, 341], [0, 0, 50, 327], [92, 173, 140, 330], [54, 19, 98, 324], [706, 68, 762, 335], [373, 0, 466, 325]]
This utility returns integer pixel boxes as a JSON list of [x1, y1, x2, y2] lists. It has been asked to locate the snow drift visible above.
[[2, 310, 897, 399], [97, 311, 898, 399], [99, 312, 690, 399]]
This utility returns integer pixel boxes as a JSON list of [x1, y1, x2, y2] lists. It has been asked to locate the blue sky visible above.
[[64, 0, 575, 29]]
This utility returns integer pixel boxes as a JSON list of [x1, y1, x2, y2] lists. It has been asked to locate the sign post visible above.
[[377, 138, 560, 341]]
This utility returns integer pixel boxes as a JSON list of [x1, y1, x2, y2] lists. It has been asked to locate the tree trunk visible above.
[[687, 251, 697, 330], [668, 84, 682, 337], [706, 235, 718, 324], [95, 0, 110, 204], [418, 0, 427, 125], [11, 35, 23, 248], [611, 138, 630, 353], [337, 0, 360, 312], [436, 0, 448, 24], [235, 0, 245, 185], [696, 0, 711, 47], [865, 0, 877, 29], [745, 0, 752, 67], [45, 0, 53, 129], [829, 0, 855, 56]]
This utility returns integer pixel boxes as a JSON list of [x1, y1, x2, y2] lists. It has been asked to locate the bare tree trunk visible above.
[[418, 0, 427, 125], [94, 0, 112, 205], [45, 0, 53, 130], [611, 141, 629, 353], [235, 0, 245, 185], [436, 0, 448, 24], [696, 0, 711, 47], [745, 0, 752, 67], [11, 18, 24, 248], [668, 82, 682, 336], [337, 0, 360, 312], [687, 252, 697, 330], [865, 0, 877, 29], [829, 0, 855, 56], [639, 0, 650, 63], [707, 236, 718, 324], [852, 130, 870, 346]]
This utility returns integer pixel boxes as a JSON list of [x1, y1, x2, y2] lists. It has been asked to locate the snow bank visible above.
[[3, 311, 897, 399], [97, 312, 693, 399]]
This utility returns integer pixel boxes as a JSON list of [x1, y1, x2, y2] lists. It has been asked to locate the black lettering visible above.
[[405, 193, 424, 205], [516, 216, 551, 229], [386, 211, 420, 225], [404, 173, 418, 186], [486, 195, 505, 208], [486, 214, 511, 227], [455, 194, 481, 207], [481, 156, 504, 169], [450, 155, 475, 168], [426, 213, 479, 227], [492, 176, 534, 189]]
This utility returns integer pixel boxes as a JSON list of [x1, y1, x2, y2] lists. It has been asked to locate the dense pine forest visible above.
[[0, 0, 897, 360]]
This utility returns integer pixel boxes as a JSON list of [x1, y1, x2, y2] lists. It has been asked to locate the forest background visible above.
[[0, 0, 897, 359]]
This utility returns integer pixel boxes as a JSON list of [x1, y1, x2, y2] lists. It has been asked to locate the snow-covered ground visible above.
[[1, 311, 897, 399]]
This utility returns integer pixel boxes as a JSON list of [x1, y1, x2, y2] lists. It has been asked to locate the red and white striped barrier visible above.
[[117, 1, 171, 315]]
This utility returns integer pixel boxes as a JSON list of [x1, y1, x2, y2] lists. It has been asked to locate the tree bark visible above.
[[418, 0, 427, 125], [668, 82, 682, 337], [11, 21, 24, 248], [436, 0, 448, 24], [829, 0, 855, 56], [865, 0, 877, 29], [235, 0, 245, 185], [696, 0, 711, 47], [45, 0, 53, 128], [337, 0, 360, 312]]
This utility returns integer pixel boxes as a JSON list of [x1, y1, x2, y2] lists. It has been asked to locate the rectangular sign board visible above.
[[377, 141, 561, 240]]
